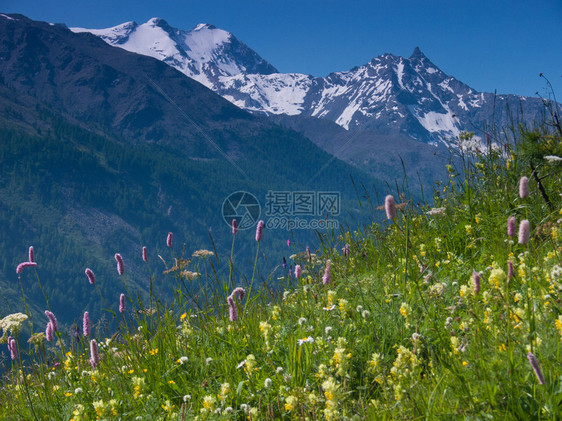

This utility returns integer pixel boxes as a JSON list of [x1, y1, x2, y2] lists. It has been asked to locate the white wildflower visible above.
[[426, 207, 446, 216], [297, 336, 314, 346]]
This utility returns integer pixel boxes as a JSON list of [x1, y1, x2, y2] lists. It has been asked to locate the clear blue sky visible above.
[[3, 0, 562, 100]]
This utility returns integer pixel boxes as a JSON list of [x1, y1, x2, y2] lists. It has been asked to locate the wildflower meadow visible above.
[[1, 125, 561, 420]]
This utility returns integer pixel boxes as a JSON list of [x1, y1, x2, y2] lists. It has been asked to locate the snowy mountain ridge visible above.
[[71, 18, 278, 89], [72, 18, 545, 145]]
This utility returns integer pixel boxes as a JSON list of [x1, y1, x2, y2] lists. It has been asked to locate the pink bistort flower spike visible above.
[[28, 246, 34, 263], [8, 337, 17, 361], [322, 260, 331, 285], [527, 352, 546, 385], [231, 219, 238, 236], [16, 261, 37, 274], [45, 310, 58, 332], [255, 220, 264, 242], [85, 268, 96, 285], [45, 321, 54, 341], [167, 232, 173, 248], [519, 176, 530, 199], [230, 287, 246, 301], [385, 195, 396, 220], [90, 339, 99, 370], [227, 296, 238, 321], [83, 312, 90, 337], [294, 264, 301, 279], [114, 253, 124, 275], [142, 246, 148, 263], [507, 260, 514, 280], [119, 293, 125, 314], [507, 216, 516, 237], [472, 271, 481, 294], [518, 220, 530, 244]]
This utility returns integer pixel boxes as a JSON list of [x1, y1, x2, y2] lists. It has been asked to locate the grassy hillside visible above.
[[0, 13, 379, 327], [0, 125, 561, 420]]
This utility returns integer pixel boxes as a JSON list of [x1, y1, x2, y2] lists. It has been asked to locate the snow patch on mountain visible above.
[[416, 110, 459, 135], [395, 60, 405, 90]]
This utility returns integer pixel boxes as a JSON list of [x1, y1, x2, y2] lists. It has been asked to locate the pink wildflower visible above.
[[45, 310, 58, 332], [255, 220, 264, 242], [518, 220, 530, 244], [230, 287, 246, 301], [85, 268, 96, 285], [16, 261, 37, 274], [507, 260, 514, 280], [322, 260, 331, 285], [507, 216, 516, 237], [231, 219, 238, 235], [519, 176, 530, 199], [83, 312, 90, 337], [385, 195, 396, 220], [472, 271, 480, 294], [45, 321, 54, 341], [119, 293, 125, 314], [166, 232, 173, 248], [227, 287, 247, 321], [142, 246, 148, 263], [114, 253, 124, 275], [294, 264, 301, 279], [7, 337, 17, 361], [527, 352, 546, 385], [28, 246, 34, 263], [90, 339, 99, 369], [227, 296, 238, 321]]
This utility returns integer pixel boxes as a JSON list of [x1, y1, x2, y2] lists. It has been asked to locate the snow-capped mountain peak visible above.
[[71, 18, 278, 89]]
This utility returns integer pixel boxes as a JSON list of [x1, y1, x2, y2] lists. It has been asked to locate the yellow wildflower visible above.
[[399, 303, 410, 318], [555, 316, 562, 336], [285, 395, 297, 412]]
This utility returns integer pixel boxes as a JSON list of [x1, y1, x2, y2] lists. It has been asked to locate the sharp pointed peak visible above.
[[410, 46, 426, 59]]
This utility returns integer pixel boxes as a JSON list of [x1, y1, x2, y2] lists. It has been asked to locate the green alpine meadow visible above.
[[0, 9, 561, 421], [1, 122, 561, 419]]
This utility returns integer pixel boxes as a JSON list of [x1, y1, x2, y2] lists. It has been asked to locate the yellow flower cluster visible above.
[[488, 267, 506, 290], [322, 377, 339, 420], [218, 382, 230, 402], [555, 316, 562, 336]]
